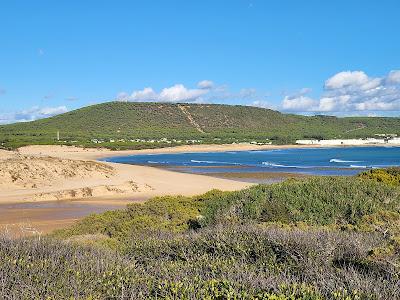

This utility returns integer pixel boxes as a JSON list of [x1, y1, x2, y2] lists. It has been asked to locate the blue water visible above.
[[103, 147, 400, 176]]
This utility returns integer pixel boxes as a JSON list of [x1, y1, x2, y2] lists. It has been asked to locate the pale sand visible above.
[[16, 143, 323, 160], [0, 144, 285, 234], [1, 143, 320, 203], [0, 142, 386, 234], [1, 142, 390, 205], [0, 144, 263, 233], [1, 145, 268, 205]]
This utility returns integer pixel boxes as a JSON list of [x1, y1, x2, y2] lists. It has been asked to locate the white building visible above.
[[296, 137, 400, 146]]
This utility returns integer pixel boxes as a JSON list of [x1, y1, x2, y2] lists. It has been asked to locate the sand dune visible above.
[[0, 155, 115, 190], [0, 145, 257, 234], [0, 145, 254, 205]]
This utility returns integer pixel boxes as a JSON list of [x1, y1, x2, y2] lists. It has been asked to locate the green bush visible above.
[[359, 167, 400, 186], [2, 226, 397, 299], [4, 175, 400, 299], [202, 177, 400, 227]]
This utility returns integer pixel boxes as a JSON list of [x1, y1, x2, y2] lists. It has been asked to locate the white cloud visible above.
[[159, 84, 207, 102], [386, 70, 400, 84], [197, 80, 214, 89], [280, 70, 400, 114], [282, 95, 317, 111], [324, 71, 371, 90], [119, 81, 269, 106], [116, 92, 129, 102], [131, 87, 158, 101], [119, 82, 211, 103], [0, 106, 68, 125]]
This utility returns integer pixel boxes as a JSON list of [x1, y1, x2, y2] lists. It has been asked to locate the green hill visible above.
[[1, 101, 399, 149]]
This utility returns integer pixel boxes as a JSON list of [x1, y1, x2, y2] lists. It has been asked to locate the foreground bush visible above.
[[55, 176, 400, 245], [2, 226, 399, 299], [359, 167, 400, 186], [4, 175, 400, 299], [202, 176, 400, 227]]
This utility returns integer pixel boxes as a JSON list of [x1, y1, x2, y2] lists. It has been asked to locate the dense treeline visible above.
[[1, 170, 400, 299], [1, 101, 399, 149]]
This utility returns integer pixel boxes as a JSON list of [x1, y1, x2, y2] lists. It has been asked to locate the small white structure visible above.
[[296, 137, 400, 146]]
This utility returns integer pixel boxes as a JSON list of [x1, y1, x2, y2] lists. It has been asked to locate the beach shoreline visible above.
[[1, 143, 398, 234], [16, 142, 400, 161], [0, 144, 263, 234]]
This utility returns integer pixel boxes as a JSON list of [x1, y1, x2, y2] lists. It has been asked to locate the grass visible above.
[[1, 101, 400, 149], [1, 171, 400, 299]]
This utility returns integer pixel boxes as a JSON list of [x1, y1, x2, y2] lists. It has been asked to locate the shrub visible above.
[[202, 177, 400, 227], [359, 167, 400, 186], [1, 226, 398, 299]]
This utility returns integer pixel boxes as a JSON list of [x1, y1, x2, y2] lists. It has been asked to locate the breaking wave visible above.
[[349, 164, 369, 169], [330, 158, 361, 163], [261, 162, 310, 169], [190, 160, 242, 165], [147, 160, 169, 164]]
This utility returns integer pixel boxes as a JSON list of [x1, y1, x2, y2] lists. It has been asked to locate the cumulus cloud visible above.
[[118, 81, 267, 105], [324, 71, 375, 90], [119, 82, 212, 103], [386, 70, 400, 85], [282, 96, 317, 111], [280, 70, 400, 114], [197, 80, 214, 89], [131, 87, 158, 101], [0, 106, 68, 125], [159, 84, 207, 102], [279, 88, 317, 111]]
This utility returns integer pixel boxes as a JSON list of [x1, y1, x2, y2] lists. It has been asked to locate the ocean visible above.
[[103, 146, 400, 176]]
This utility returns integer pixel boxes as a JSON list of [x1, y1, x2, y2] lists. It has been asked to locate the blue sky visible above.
[[1, 0, 400, 123]]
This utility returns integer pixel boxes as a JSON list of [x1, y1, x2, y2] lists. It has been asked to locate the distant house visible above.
[[295, 137, 400, 146]]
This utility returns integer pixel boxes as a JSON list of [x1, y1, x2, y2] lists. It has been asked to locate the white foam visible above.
[[147, 160, 168, 164], [349, 164, 368, 169], [190, 160, 241, 165], [330, 158, 361, 163], [261, 162, 310, 169]]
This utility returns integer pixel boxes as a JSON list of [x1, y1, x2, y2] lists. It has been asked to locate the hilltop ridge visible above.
[[1, 101, 400, 149]]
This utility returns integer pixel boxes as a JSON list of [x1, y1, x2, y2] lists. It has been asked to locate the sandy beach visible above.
[[0, 142, 393, 234], [2, 144, 282, 204], [2, 144, 288, 234], [17, 143, 323, 160]]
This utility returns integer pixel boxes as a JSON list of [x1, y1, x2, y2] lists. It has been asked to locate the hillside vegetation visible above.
[[2, 170, 400, 299], [1, 101, 399, 149]]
